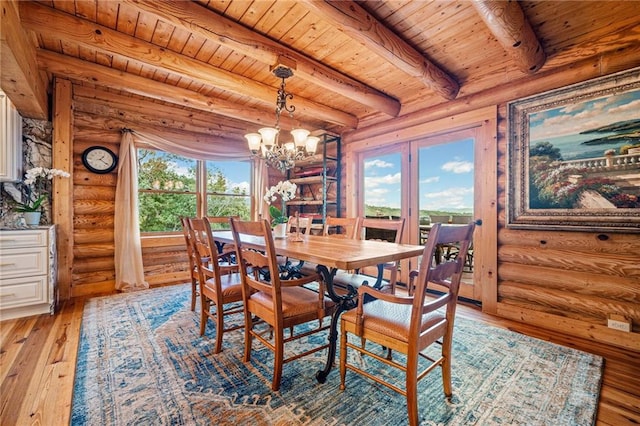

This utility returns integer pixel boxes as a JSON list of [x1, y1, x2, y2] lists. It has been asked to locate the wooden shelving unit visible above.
[[287, 134, 341, 228]]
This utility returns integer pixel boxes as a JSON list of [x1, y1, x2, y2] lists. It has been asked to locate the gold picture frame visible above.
[[507, 67, 640, 233]]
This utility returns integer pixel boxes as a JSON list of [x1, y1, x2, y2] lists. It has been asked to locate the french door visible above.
[[358, 127, 492, 302]]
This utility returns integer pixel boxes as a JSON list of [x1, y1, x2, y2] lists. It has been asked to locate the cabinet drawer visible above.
[[0, 247, 48, 279], [0, 231, 47, 249], [0, 276, 47, 309]]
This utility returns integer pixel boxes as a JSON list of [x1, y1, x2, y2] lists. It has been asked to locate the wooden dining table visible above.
[[212, 230, 425, 383]]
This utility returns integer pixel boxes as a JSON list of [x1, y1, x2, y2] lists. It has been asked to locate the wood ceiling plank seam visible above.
[[194, 37, 223, 64], [123, 59, 143, 76], [114, 3, 139, 36], [52, 0, 76, 15], [132, 8, 157, 42], [110, 56, 129, 73], [280, 10, 329, 53], [137, 63, 157, 80], [267, 2, 311, 43], [163, 72, 183, 88], [150, 19, 175, 48], [237, 0, 277, 30], [180, 33, 208, 58], [252, 0, 298, 36], [73, 0, 97, 21], [95, 51, 113, 68], [60, 40, 80, 59], [369, 0, 423, 26], [274, 4, 316, 46], [217, 0, 253, 22], [165, 25, 191, 53], [95, 0, 119, 29]]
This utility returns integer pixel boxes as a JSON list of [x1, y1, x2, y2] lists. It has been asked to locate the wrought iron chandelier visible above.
[[244, 65, 319, 173]]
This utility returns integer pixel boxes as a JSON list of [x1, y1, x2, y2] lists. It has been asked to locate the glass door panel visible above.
[[413, 131, 479, 301], [362, 151, 402, 219]]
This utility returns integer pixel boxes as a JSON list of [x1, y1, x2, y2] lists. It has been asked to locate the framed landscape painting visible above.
[[507, 67, 640, 233]]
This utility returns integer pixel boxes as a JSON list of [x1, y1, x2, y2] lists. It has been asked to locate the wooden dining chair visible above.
[[285, 215, 312, 235], [180, 216, 203, 311], [189, 217, 244, 353], [230, 218, 335, 391], [339, 222, 475, 426], [206, 215, 239, 264], [322, 216, 360, 239], [333, 217, 405, 294]]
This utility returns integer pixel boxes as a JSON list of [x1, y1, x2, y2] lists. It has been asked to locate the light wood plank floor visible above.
[[1, 291, 639, 425]]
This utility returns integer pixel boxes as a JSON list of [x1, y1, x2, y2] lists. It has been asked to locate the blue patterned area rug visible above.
[[72, 284, 602, 425]]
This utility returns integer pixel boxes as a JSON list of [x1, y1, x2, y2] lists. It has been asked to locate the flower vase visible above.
[[273, 223, 287, 239], [23, 211, 41, 226]]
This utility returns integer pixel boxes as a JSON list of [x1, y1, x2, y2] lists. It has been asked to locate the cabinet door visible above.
[[0, 90, 23, 182]]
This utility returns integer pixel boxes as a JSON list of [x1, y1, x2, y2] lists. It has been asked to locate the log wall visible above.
[[67, 86, 190, 297], [495, 104, 640, 350]]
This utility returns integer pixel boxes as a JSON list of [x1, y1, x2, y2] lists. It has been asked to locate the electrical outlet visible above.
[[607, 314, 631, 332]]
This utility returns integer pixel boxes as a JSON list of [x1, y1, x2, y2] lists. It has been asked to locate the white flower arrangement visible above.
[[264, 180, 297, 225], [14, 167, 71, 212]]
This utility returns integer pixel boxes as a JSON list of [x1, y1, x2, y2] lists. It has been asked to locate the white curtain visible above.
[[114, 130, 148, 291], [113, 127, 268, 291]]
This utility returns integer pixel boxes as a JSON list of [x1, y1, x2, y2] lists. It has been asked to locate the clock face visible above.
[[82, 146, 118, 174]]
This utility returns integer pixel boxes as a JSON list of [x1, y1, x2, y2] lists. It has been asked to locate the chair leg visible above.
[[214, 301, 224, 354], [243, 310, 253, 363], [339, 325, 347, 391], [272, 328, 284, 391], [191, 277, 198, 311], [406, 355, 420, 426], [199, 296, 209, 336], [442, 337, 453, 397]]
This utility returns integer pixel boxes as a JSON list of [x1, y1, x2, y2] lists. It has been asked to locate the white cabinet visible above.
[[0, 89, 23, 182], [0, 227, 57, 320]]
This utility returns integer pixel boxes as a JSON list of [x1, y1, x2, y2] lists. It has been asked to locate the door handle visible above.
[[474, 219, 482, 226]]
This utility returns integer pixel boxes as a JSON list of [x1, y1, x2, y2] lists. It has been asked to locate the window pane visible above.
[[138, 149, 196, 192], [363, 152, 402, 217], [138, 149, 197, 232], [418, 138, 474, 221], [139, 192, 196, 232], [205, 160, 251, 221]]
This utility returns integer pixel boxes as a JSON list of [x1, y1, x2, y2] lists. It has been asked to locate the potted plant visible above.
[[14, 167, 70, 226], [264, 180, 297, 238]]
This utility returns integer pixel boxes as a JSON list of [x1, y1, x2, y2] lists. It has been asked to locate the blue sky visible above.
[[529, 89, 640, 142], [364, 138, 474, 212]]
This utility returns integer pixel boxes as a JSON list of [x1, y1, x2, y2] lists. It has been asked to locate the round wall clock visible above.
[[82, 146, 118, 174]]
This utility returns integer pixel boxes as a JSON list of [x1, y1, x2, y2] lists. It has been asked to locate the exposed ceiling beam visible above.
[[125, 0, 400, 117], [471, 0, 546, 73], [300, 0, 459, 100], [73, 86, 249, 139], [20, 2, 356, 129], [0, 0, 47, 119], [37, 49, 307, 132]]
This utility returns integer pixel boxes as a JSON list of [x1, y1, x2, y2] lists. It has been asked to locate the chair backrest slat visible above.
[[323, 216, 359, 239], [359, 217, 405, 243]]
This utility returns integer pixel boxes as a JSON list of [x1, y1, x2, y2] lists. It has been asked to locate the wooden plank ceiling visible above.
[[15, 0, 640, 146]]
